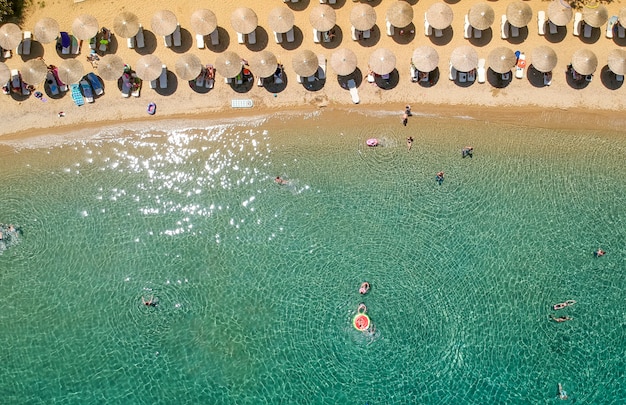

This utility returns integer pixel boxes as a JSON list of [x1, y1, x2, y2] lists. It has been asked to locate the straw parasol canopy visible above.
[[547, 1, 572, 27], [0, 62, 11, 84], [608, 49, 626, 76], [351, 4, 377, 31], [582, 5, 608, 28], [151, 10, 178, 36], [98, 54, 125, 81], [214, 51, 242, 78], [113, 11, 140, 38], [386, 2, 413, 28], [57, 59, 84, 84], [175, 54, 202, 81], [135, 54, 163, 82], [268, 7, 294, 34], [369, 48, 396, 76], [0, 23, 22, 50], [506, 1, 532, 28], [330, 48, 358, 76], [488, 47, 517, 74], [230, 7, 258, 35], [468, 3, 495, 31], [450, 46, 478, 72], [292, 49, 319, 77], [571, 48, 598, 75], [34, 17, 60, 44], [412, 46, 439, 72], [620, 8, 626, 27], [20, 59, 48, 84], [531, 46, 558, 73], [426, 3, 454, 30], [250, 50, 278, 78], [190, 9, 217, 35], [72, 14, 99, 40], [309, 5, 336, 32]]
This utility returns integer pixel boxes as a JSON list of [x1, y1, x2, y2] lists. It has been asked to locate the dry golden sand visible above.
[[3, 0, 626, 139]]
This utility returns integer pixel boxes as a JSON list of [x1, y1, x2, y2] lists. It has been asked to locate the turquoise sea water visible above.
[[0, 111, 624, 404]]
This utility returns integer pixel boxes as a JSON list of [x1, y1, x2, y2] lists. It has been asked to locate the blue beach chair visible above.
[[86, 72, 103, 96]]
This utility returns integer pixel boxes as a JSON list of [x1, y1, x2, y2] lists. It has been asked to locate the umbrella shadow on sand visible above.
[[487, 68, 512, 88], [418, 68, 440, 88], [170, 27, 193, 54], [337, 68, 364, 89], [153, 71, 178, 96], [134, 30, 158, 55], [374, 69, 399, 89], [263, 75, 288, 94], [244, 28, 269, 52], [600, 65, 624, 90], [527, 65, 549, 88]]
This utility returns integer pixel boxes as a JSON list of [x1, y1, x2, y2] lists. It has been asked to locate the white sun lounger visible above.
[[71, 36, 81, 54], [449, 62, 457, 81], [314, 28, 322, 43], [549, 21, 558, 35], [274, 31, 283, 44], [510, 25, 519, 37], [618, 23, 626, 38], [424, 13, 432, 36], [543, 72, 552, 86], [46, 71, 59, 96], [477, 59, 486, 83], [196, 68, 205, 87], [18, 31, 31, 55], [173, 24, 181, 47], [296, 74, 302, 83], [502, 72, 511, 81], [410, 64, 417, 82], [458, 72, 467, 83], [257, 76, 263, 87], [127, 36, 135, 49], [362, 29, 371, 39], [136, 25, 145, 48], [464, 15, 472, 39], [501, 15, 509, 39], [210, 29, 219, 45], [616, 74, 624, 82], [515, 53, 525, 79], [164, 34, 172, 48], [347, 79, 359, 104], [318, 54, 326, 80], [386, 20, 394, 36], [474, 28, 482, 38], [285, 28, 295, 43], [538, 11, 546, 35], [196, 34, 205, 49], [467, 69, 476, 82], [159, 65, 167, 89], [583, 22, 592, 38], [573, 12, 582, 36], [248, 30, 256, 45], [607, 16, 617, 38], [351, 26, 358, 41]]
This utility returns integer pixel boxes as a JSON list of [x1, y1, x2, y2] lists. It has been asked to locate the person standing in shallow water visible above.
[[406, 136, 414, 151]]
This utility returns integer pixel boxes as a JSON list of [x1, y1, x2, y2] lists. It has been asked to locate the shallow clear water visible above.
[[0, 112, 624, 404]]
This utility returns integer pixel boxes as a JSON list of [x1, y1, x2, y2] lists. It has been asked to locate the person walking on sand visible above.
[[406, 136, 414, 151]]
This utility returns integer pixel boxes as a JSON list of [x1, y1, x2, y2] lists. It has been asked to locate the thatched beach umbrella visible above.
[[620, 8, 626, 28], [506, 1, 532, 28], [214, 51, 242, 78], [20, 59, 48, 84], [468, 3, 495, 31], [230, 7, 258, 35], [412, 46, 439, 73], [0, 62, 11, 84], [57, 59, 84, 84], [309, 5, 336, 32], [607, 49, 626, 76], [72, 14, 99, 40], [571, 48, 598, 75], [190, 9, 217, 35], [547, 1, 572, 27], [151, 10, 178, 36], [113, 11, 140, 38], [450, 46, 478, 72], [175, 54, 202, 81], [531, 46, 558, 73], [0, 23, 22, 50], [426, 3, 453, 30], [268, 7, 294, 34], [582, 5, 608, 28], [98, 54, 125, 81], [369, 48, 395, 76], [386, 1, 413, 28], [292, 49, 318, 77], [330, 48, 358, 76], [351, 3, 377, 31], [34, 17, 60, 44], [135, 54, 163, 82], [488, 47, 517, 74], [250, 50, 278, 78]]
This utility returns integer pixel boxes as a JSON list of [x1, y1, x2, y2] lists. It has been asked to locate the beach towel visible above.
[[70, 83, 85, 106]]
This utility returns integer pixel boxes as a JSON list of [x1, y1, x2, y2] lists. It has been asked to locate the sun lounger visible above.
[[1, 47, 10, 59], [121, 74, 132, 96], [257, 76, 264, 87], [236, 73, 243, 85], [510, 25, 519, 38], [585, 74, 593, 82], [99, 28, 111, 53], [127, 36, 135, 49], [538, 11, 546, 35], [46, 71, 59, 96], [362, 29, 371, 39], [467, 69, 476, 82], [477, 59, 486, 83], [314, 28, 322, 43], [449, 62, 457, 81], [274, 31, 283, 44], [286, 28, 295, 43], [205, 68, 214, 89], [159, 65, 167, 89], [131, 76, 141, 97], [196, 68, 205, 87], [79, 79, 94, 103], [237, 32, 245, 44], [136, 25, 145, 48], [210, 29, 219, 45], [367, 72, 375, 83], [607, 16, 617, 38], [347, 79, 359, 104], [71, 36, 81, 55], [351, 26, 358, 41], [90, 37, 97, 50], [410, 64, 418, 82], [464, 15, 472, 39], [60, 32, 71, 54], [70, 83, 85, 106], [173, 24, 181, 47], [386, 20, 394, 36], [549, 21, 558, 35], [501, 15, 509, 39], [51, 68, 67, 92], [474, 28, 482, 39], [87, 72, 103, 96], [502, 72, 511, 81], [425, 13, 432, 36], [458, 71, 467, 83], [18, 31, 31, 55], [196, 34, 205, 49], [164, 34, 172, 48], [318, 54, 326, 80], [619, 23, 626, 38], [583, 22, 592, 38], [248, 30, 256, 45], [515, 53, 526, 79], [329, 0, 336, 3], [10, 69, 20, 92], [543, 72, 552, 86], [296, 74, 302, 83], [573, 12, 582, 36], [21, 78, 29, 96], [616, 74, 624, 82]]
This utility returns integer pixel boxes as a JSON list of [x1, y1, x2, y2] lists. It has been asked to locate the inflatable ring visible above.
[[585, 1, 599, 9], [353, 313, 370, 331], [357, 303, 367, 314], [366, 138, 378, 147]]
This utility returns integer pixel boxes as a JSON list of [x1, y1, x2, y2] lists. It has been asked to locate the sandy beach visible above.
[[3, 0, 626, 139]]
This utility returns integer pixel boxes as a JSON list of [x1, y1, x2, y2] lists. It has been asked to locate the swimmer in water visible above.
[[142, 296, 157, 307], [406, 136, 414, 151], [593, 248, 605, 257], [550, 315, 572, 323], [275, 176, 288, 185]]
